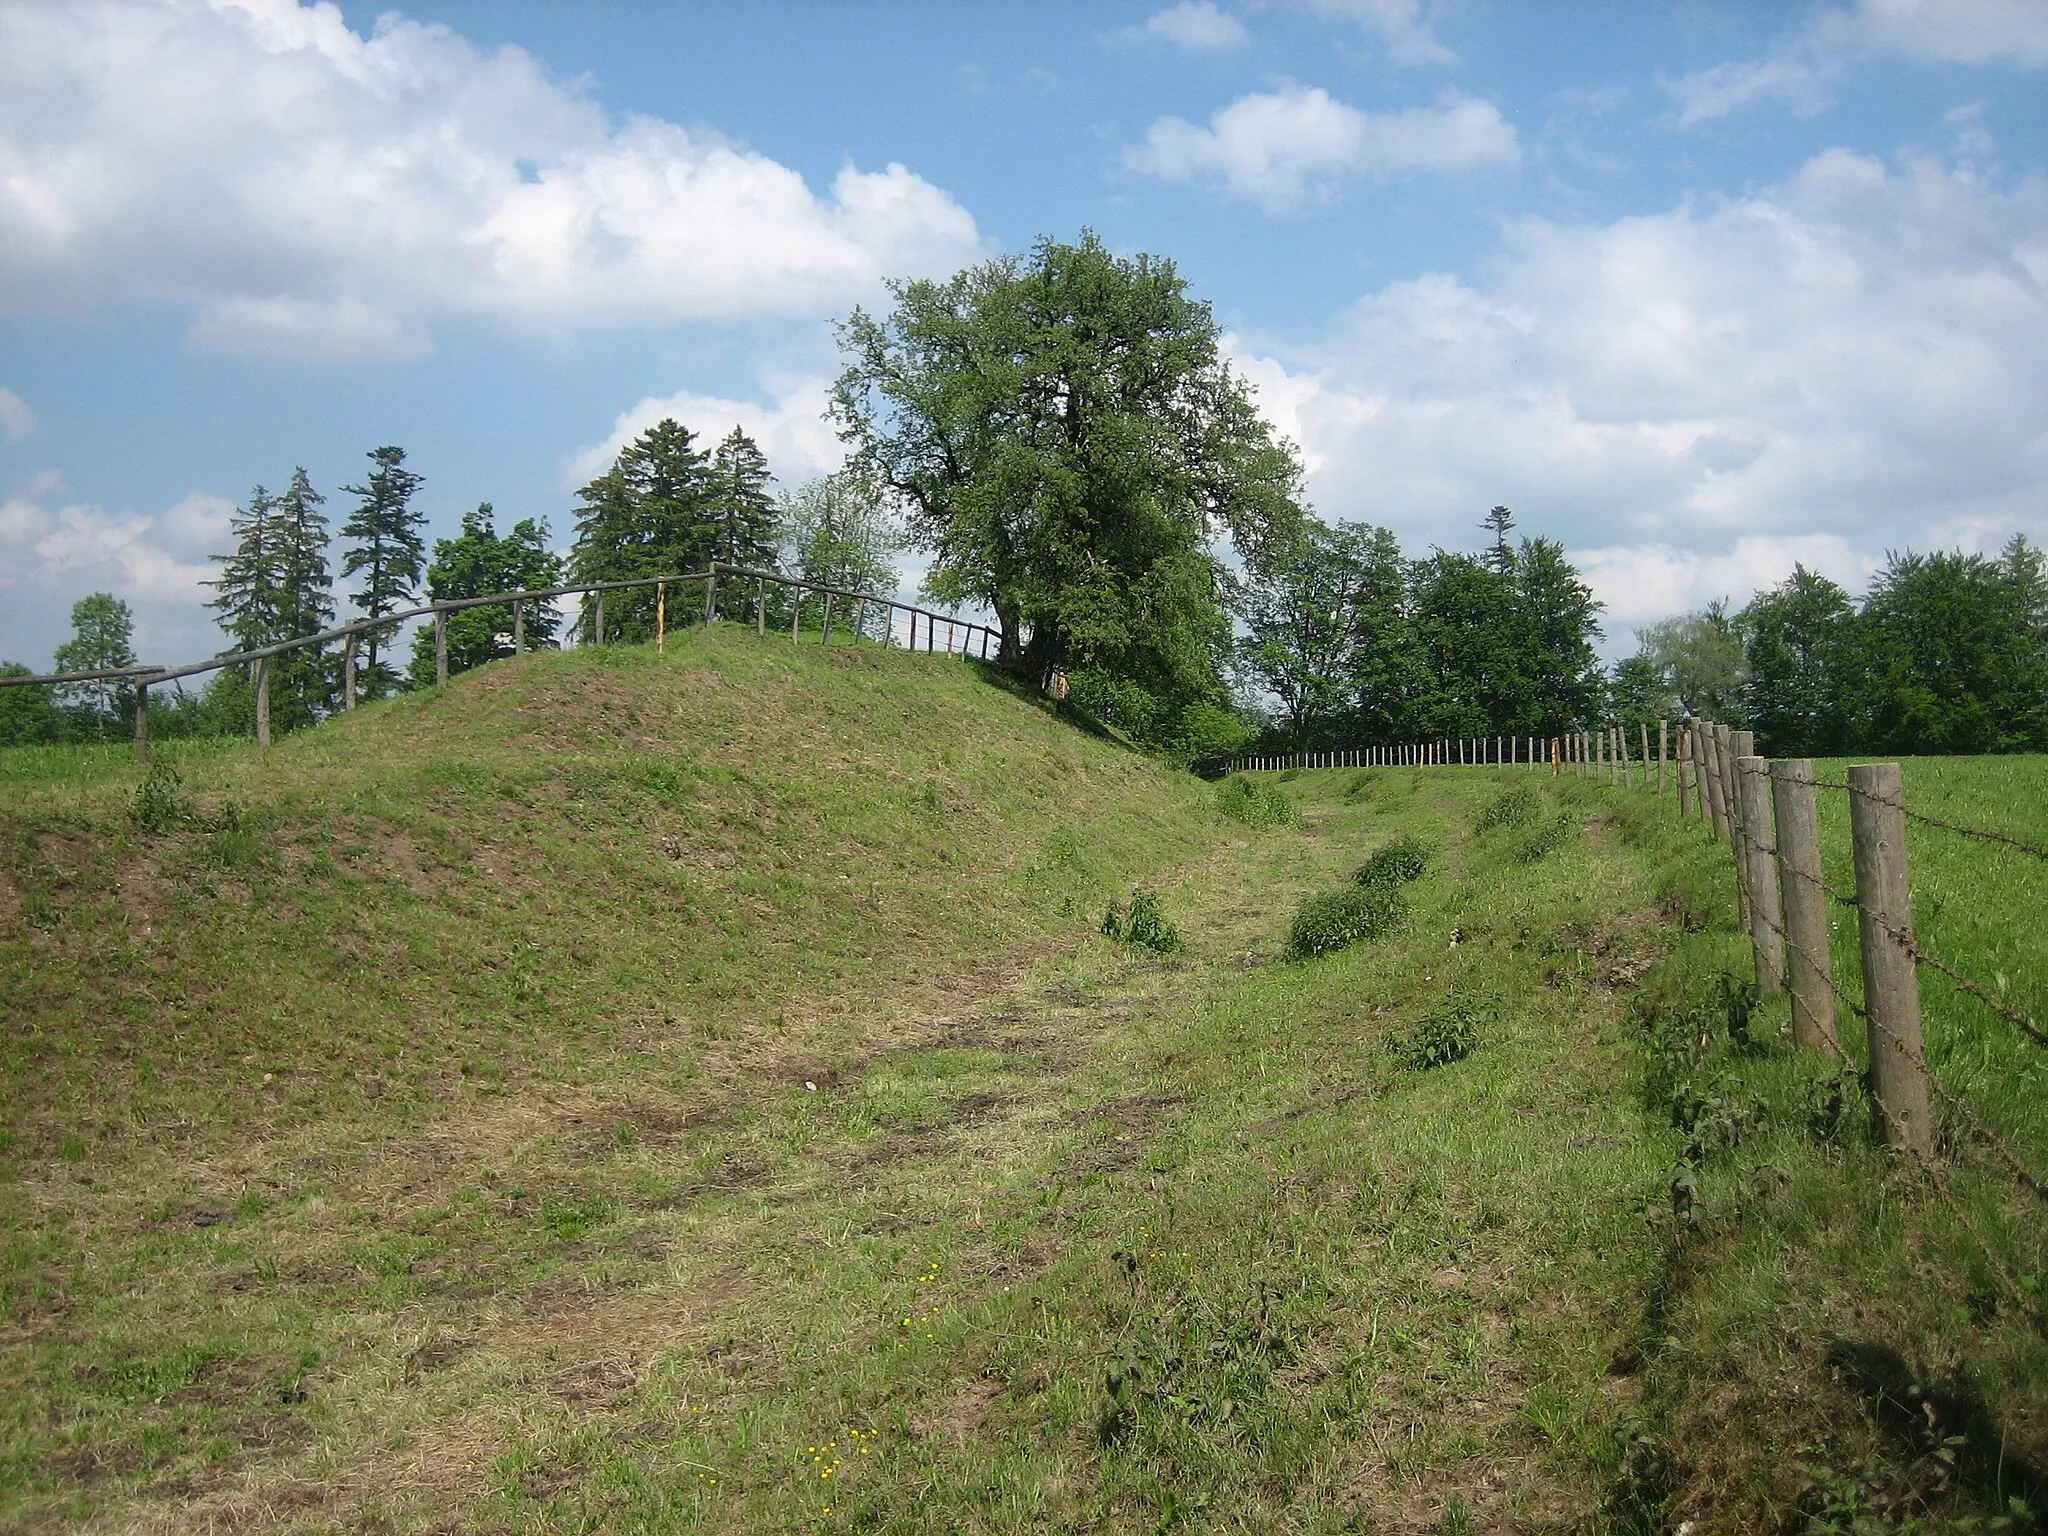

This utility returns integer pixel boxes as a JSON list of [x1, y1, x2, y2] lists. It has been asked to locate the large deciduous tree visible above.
[[52, 592, 137, 724], [1237, 521, 1401, 750], [1737, 564, 1855, 755], [340, 446, 426, 697], [407, 504, 563, 687], [1638, 600, 1746, 723], [832, 231, 1306, 742]]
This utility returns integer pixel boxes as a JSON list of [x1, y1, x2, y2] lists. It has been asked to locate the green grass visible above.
[[3, 663, 2045, 1534]]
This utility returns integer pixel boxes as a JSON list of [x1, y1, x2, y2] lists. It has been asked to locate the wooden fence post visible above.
[[595, 590, 605, 646], [757, 577, 767, 637], [1848, 762, 1933, 1155], [512, 599, 524, 654], [1618, 725, 1631, 787], [1770, 759, 1838, 1053], [134, 680, 149, 764], [435, 605, 449, 685], [792, 587, 802, 643], [1699, 724, 1728, 841], [1726, 728, 1755, 928], [343, 632, 357, 710], [657, 581, 666, 653], [1676, 727, 1694, 818], [822, 592, 835, 644], [1735, 753, 1786, 995], [254, 656, 271, 748], [1640, 723, 1651, 790], [1658, 720, 1668, 796], [704, 567, 719, 626]]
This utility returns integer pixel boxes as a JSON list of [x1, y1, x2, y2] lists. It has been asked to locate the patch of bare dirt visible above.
[[910, 1376, 1005, 1443]]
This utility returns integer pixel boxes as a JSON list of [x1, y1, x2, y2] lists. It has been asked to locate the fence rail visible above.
[[1225, 721, 1674, 791], [0, 562, 1002, 760]]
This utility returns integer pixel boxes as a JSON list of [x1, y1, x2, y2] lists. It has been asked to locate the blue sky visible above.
[[3, 0, 2045, 668]]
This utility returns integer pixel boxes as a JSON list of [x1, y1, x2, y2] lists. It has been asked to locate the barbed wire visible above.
[[1808, 777, 2048, 866]]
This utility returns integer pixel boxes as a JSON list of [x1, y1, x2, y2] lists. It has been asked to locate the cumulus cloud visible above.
[[1667, 0, 2048, 125], [1125, 85, 1518, 209], [0, 479, 232, 664], [1227, 149, 2048, 631], [0, 388, 34, 444], [1117, 1, 1248, 51], [1301, 0, 1455, 67], [564, 377, 845, 492], [0, 0, 985, 361]]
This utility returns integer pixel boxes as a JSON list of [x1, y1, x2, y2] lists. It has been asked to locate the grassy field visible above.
[[3, 640, 2045, 1533]]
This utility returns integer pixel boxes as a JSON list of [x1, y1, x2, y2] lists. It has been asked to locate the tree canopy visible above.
[[832, 231, 1307, 745], [407, 504, 562, 687]]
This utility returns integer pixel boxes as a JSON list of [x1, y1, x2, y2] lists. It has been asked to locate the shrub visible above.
[[132, 760, 187, 834], [1285, 885, 1405, 960], [1514, 813, 1577, 863], [1102, 889, 1185, 953], [1354, 834, 1428, 888], [1216, 775, 1299, 829], [1476, 784, 1537, 833], [1393, 1000, 1481, 1071]]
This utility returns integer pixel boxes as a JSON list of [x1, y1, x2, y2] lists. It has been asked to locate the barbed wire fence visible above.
[[1224, 719, 1678, 784], [0, 562, 1003, 762]]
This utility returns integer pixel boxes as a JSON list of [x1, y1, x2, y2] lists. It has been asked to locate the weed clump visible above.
[[1102, 889, 1185, 953], [1354, 833, 1428, 888], [1393, 1000, 1481, 1071], [132, 760, 186, 833], [1285, 885, 1405, 960], [1216, 775, 1299, 829], [1514, 813, 1577, 863], [1476, 784, 1537, 832]]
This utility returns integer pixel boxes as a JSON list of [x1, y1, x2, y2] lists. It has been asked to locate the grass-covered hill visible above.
[[3, 634, 2045, 1534]]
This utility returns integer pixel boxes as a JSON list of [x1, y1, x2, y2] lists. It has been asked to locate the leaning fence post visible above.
[[1848, 762, 1933, 1155], [254, 656, 271, 748], [134, 678, 149, 764], [822, 592, 834, 645], [434, 604, 449, 685], [1735, 752, 1786, 995], [1770, 759, 1838, 1053]]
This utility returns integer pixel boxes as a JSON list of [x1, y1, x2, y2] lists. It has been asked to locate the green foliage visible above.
[[339, 446, 427, 697], [779, 469, 897, 633], [1353, 833, 1428, 887], [1393, 999, 1481, 1072], [1638, 599, 1746, 724], [1284, 883, 1405, 959], [0, 663, 58, 746], [1515, 813, 1577, 863], [1737, 563, 1856, 755], [1101, 889, 1184, 953], [1475, 784, 1537, 833], [406, 504, 562, 688], [1608, 654, 1667, 727], [132, 760, 186, 834], [1214, 775, 1298, 828], [833, 230, 1305, 732], [210, 468, 335, 729], [51, 592, 137, 722]]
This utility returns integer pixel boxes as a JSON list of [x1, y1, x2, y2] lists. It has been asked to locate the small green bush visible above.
[[1354, 834, 1428, 888], [132, 760, 187, 834], [1393, 1000, 1480, 1072], [1514, 813, 1577, 863], [1102, 889, 1185, 953], [1284, 884, 1406, 960], [1476, 784, 1537, 833], [1216, 775, 1299, 829]]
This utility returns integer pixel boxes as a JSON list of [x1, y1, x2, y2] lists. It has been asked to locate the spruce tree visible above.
[[569, 418, 714, 641], [210, 471, 336, 732], [406, 504, 563, 685], [209, 484, 284, 654], [340, 445, 426, 695], [707, 426, 779, 580], [1481, 505, 1517, 575]]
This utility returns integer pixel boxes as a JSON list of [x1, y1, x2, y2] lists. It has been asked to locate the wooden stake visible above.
[[434, 605, 448, 685], [1726, 728, 1755, 928], [1848, 762, 1932, 1155], [254, 656, 271, 748], [1735, 752, 1785, 995], [1699, 724, 1728, 841], [594, 590, 605, 646], [757, 577, 767, 637], [1770, 759, 1838, 1052], [1676, 727, 1694, 818], [657, 581, 666, 653], [512, 598, 524, 654], [343, 633, 356, 710], [1658, 720, 1668, 796], [133, 680, 149, 764]]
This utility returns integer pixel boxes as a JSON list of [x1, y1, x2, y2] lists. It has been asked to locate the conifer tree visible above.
[[209, 470, 336, 732], [706, 427, 779, 617], [340, 445, 426, 695], [209, 484, 283, 653], [569, 418, 715, 641]]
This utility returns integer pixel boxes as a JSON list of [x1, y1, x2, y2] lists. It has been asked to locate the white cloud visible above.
[[0, 0, 985, 362], [1301, 0, 1455, 66], [1227, 149, 2048, 631], [564, 377, 844, 493], [1667, 0, 2048, 125], [1578, 537, 1880, 628], [1124, 1, 1248, 50], [1125, 85, 1518, 210], [0, 480, 232, 664], [0, 387, 35, 444]]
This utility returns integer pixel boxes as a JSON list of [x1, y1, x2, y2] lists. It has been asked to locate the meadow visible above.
[[2, 632, 2044, 1533]]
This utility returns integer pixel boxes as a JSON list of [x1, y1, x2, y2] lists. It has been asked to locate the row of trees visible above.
[[1620, 538, 2048, 756], [1234, 506, 1606, 751]]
